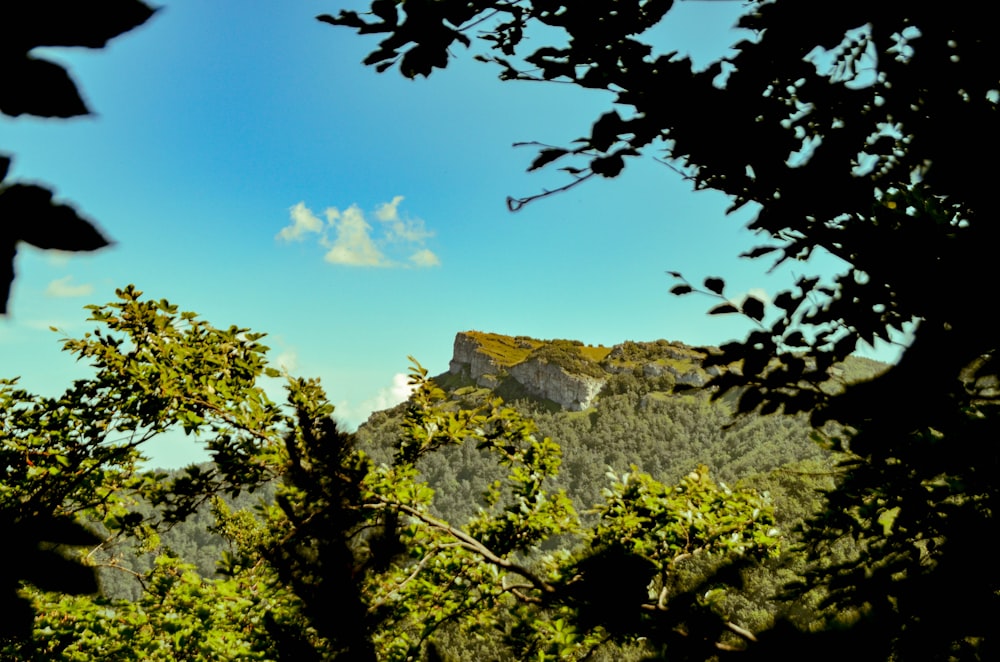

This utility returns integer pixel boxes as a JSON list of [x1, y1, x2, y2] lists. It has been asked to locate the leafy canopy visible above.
[[4, 289, 780, 659], [0, 285, 286, 640], [323, 1, 1000, 658]]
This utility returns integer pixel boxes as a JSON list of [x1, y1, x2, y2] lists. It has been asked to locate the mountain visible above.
[[357, 331, 887, 524], [94, 330, 884, 653], [444, 330, 885, 412], [446, 331, 709, 411]]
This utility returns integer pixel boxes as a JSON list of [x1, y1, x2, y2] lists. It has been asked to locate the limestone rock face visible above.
[[449, 332, 500, 388], [508, 359, 605, 411], [439, 331, 874, 414], [448, 332, 605, 410], [446, 332, 719, 411], [641, 362, 706, 386]]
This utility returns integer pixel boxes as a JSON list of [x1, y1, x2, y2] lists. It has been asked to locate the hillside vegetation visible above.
[[361, 331, 882, 526], [4, 294, 888, 660]]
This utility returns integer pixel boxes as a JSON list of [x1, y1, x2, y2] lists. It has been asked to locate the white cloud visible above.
[[376, 195, 434, 243], [44, 251, 74, 267], [745, 287, 770, 304], [276, 202, 324, 241], [335, 373, 417, 429], [45, 275, 94, 298], [323, 205, 389, 267], [279, 197, 440, 268], [724, 288, 771, 309], [409, 248, 441, 268], [375, 195, 404, 222], [273, 348, 299, 373], [376, 372, 418, 409]]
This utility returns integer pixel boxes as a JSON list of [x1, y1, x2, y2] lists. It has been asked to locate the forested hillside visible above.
[[357, 331, 880, 525], [6, 307, 880, 661], [82, 329, 883, 660], [98, 330, 870, 601]]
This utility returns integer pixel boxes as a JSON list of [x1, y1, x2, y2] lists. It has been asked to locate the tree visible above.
[[4, 289, 781, 659], [1, 1, 157, 639], [214, 358, 780, 661], [0, 286, 287, 641], [322, 1, 999, 658]]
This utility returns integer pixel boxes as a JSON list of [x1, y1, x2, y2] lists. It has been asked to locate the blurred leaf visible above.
[[0, 184, 110, 251], [590, 111, 623, 152], [741, 296, 765, 322], [591, 153, 625, 177], [29, 516, 103, 546], [741, 245, 779, 259], [529, 148, 569, 171], [708, 303, 738, 315], [0, 56, 89, 118], [704, 277, 725, 295], [0, 0, 156, 51], [21, 549, 99, 595]]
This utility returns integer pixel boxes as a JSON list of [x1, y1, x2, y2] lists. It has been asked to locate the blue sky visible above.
[[1, 1, 888, 466]]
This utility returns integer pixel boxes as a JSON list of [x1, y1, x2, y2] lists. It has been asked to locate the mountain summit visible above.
[[446, 331, 713, 411]]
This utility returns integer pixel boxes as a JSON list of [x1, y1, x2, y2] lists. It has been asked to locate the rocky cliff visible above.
[[507, 359, 605, 411], [448, 331, 605, 409], [446, 331, 710, 411], [449, 332, 505, 389]]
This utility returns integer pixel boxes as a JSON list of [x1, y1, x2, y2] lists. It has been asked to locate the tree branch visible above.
[[375, 498, 557, 594]]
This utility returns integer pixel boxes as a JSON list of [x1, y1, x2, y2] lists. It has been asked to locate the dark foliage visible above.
[[262, 380, 378, 662], [0, 514, 101, 640], [325, 1, 999, 658], [0, 0, 155, 313], [3, 3, 153, 628]]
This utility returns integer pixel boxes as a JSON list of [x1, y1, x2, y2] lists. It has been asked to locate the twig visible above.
[[507, 172, 596, 212]]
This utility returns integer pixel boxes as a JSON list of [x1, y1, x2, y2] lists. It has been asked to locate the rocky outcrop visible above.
[[443, 331, 877, 413], [508, 359, 605, 411], [448, 332, 605, 410], [639, 361, 706, 386], [449, 332, 501, 388]]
